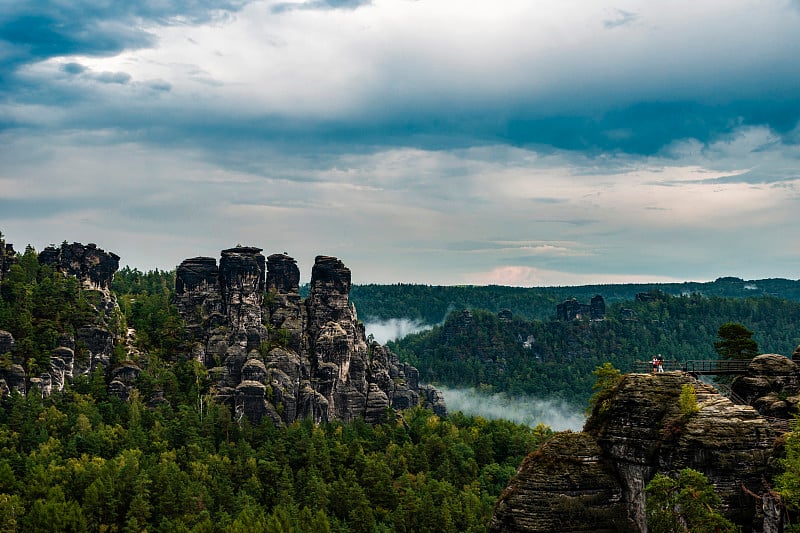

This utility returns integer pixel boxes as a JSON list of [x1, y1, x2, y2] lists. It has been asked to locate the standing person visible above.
[[652, 355, 659, 373], [657, 353, 664, 372]]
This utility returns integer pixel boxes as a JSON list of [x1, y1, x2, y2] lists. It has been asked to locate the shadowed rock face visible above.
[[490, 432, 633, 533], [0, 329, 13, 355], [732, 354, 800, 419], [220, 247, 266, 336], [491, 370, 788, 533], [175, 249, 446, 426], [39, 242, 119, 290], [266, 254, 300, 294]]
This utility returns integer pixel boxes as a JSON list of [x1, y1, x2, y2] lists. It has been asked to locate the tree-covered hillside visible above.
[[390, 292, 800, 406], [1, 251, 550, 532], [348, 277, 800, 323]]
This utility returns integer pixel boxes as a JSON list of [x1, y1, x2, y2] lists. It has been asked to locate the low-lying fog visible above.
[[364, 318, 432, 344], [364, 318, 585, 431], [438, 386, 586, 432]]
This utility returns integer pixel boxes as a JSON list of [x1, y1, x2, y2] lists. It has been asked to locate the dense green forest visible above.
[[0, 388, 548, 532], [390, 292, 800, 406], [3, 249, 800, 531], [1, 253, 549, 532], [347, 277, 800, 323]]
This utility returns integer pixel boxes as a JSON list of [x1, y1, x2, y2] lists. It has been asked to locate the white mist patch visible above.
[[364, 318, 431, 344], [439, 386, 586, 432]]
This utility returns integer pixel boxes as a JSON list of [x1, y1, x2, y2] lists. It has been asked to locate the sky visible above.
[[1, 0, 799, 286]]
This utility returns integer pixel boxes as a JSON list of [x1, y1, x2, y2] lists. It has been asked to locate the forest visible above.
[[2, 247, 800, 531], [389, 292, 800, 406], [347, 277, 800, 323], [0, 251, 547, 532]]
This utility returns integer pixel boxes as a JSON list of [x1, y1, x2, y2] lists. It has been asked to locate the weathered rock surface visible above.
[[39, 242, 119, 291], [491, 371, 787, 533], [0, 329, 14, 355], [175, 248, 446, 425], [733, 354, 800, 419], [0, 364, 26, 396], [489, 432, 633, 532], [1, 241, 123, 399]]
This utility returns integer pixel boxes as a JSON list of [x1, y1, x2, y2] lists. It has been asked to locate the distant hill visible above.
[[344, 277, 800, 323], [388, 292, 800, 406]]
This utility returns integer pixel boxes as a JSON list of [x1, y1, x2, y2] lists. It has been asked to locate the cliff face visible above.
[[491, 369, 789, 533], [1, 242, 122, 397], [39, 242, 123, 385], [175, 248, 446, 426], [490, 432, 633, 532]]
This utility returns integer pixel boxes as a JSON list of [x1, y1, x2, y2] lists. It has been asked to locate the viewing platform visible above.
[[631, 358, 751, 376]]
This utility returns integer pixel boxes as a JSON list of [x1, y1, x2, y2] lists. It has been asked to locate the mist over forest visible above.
[[438, 386, 586, 432]]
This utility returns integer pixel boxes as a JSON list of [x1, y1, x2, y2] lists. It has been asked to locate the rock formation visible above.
[[39, 242, 119, 291], [732, 354, 800, 419], [42, 243, 122, 382], [491, 432, 633, 533], [175, 248, 446, 426], [490, 370, 788, 533], [556, 295, 605, 321], [0, 242, 123, 398], [0, 330, 24, 396]]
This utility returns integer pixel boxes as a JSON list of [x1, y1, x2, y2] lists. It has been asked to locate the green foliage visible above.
[[112, 267, 184, 360], [646, 468, 739, 533], [776, 419, 800, 525], [678, 384, 699, 418], [589, 362, 623, 415], [0, 384, 549, 533], [349, 278, 800, 323], [0, 247, 106, 371], [391, 294, 800, 406], [714, 322, 760, 360]]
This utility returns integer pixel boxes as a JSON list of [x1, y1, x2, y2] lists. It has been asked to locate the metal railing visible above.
[[631, 359, 750, 375]]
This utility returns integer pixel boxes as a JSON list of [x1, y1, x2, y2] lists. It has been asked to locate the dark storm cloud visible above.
[[0, 0, 249, 81]]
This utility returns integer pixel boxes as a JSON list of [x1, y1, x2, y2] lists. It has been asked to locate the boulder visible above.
[[732, 354, 800, 417], [0, 329, 14, 355]]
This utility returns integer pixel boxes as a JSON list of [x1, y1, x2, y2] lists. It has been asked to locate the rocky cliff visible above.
[[490, 367, 791, 533], [175, 247, 446, 426], [732, 353, 800, 419], [0, 242, 122, 397]]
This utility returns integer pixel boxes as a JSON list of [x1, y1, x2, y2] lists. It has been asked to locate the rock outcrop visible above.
[[0, 242, 123, 398], [39, 242, 119, 291], [490, 432, 633, 532], [732, 354, 800, 419], [556, 295, 606, 321], [175, 248, 446, 426], [0, 329, 13, 355], [490, 371, 787, 533]]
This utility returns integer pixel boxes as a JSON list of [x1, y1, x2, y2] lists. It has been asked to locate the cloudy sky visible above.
[[1, 0, 799, 285]]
